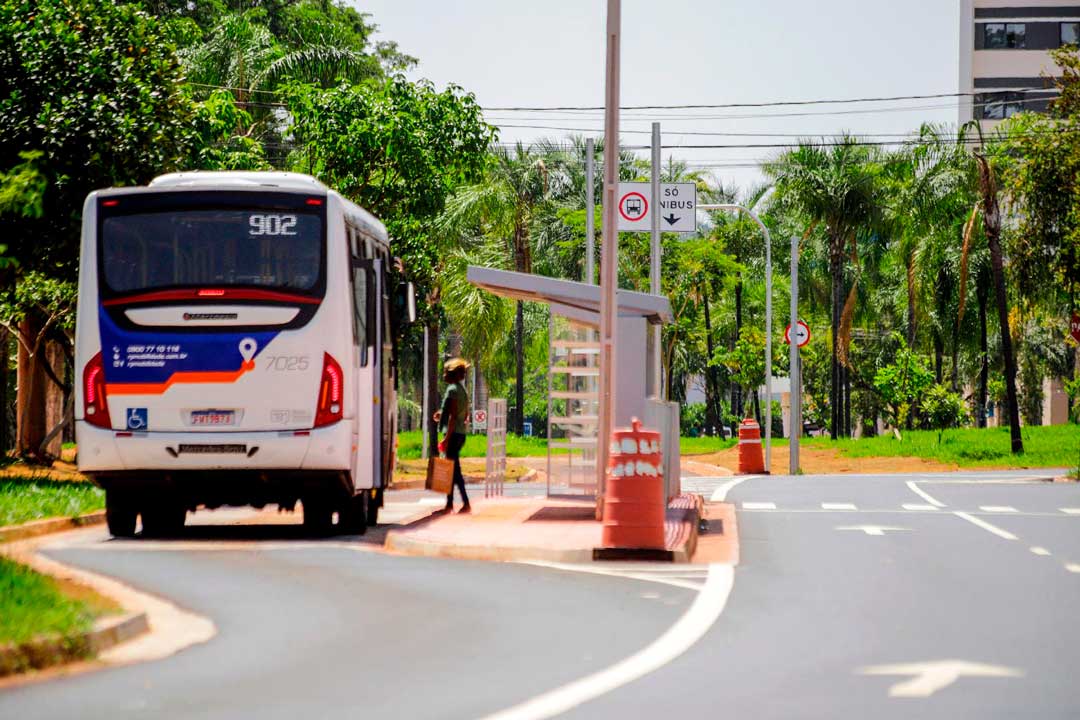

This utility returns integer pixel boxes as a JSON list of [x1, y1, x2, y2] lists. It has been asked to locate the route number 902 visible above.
[[249, 214, 298, 236]]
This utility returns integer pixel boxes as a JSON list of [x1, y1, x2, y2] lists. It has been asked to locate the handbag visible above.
[[426, 456, 455, 495]]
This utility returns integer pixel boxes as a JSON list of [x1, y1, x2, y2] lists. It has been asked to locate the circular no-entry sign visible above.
[[618, 191, 648, 222], [784, 320, 811, 348]]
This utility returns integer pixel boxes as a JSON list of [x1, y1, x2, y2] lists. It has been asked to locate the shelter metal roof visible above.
[[466, 266, 672, 326]]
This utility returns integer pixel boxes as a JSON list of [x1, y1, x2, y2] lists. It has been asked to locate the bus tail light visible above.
[[83, 353, 112, 428], [314, 353, 343, 427]]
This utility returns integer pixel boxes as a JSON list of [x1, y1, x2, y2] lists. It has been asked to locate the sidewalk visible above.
[[384, 494, 706, 564]]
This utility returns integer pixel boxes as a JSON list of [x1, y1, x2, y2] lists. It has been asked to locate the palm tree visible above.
[[766, 136, 885, 439], [439, 143, 552, 434]]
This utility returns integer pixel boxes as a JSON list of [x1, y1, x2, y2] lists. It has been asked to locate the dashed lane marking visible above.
[[1066, 564, 1080, 573], [822, 502, 857, 511], [1060, 508, 1080, 515], [742, 502, 776, 510], [903, 503, 940, 511], [905, 480, 946, 508], [1030, 547, 1051, 556], [980, 506, 1018, 513], [953, 511, 1018, 541]]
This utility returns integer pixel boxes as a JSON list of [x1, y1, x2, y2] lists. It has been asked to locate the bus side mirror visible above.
[[406, 282, 417, 324]]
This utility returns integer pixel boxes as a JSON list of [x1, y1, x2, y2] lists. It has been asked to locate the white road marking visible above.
[[902, 503, 939, 511], [742, 502, 776, 510], [953, 511, 1018, 541], [1030, 547, 1051, 556], [822, 502, 857, 511], [522, 561, 705, 592], [836, 525, 908, 536], [418, 497, 449, 506], [1066, 564, 1080, 573], [1060, 508, 1080, 515], [905, 480, 946, 508], [483, 564, 734, 720], [710, 475, 757, 502], [859, 659, 1023, 698], [980, 505, 1018, 513]]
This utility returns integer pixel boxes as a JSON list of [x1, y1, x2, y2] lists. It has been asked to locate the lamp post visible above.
[[700, 190, 776, 472]]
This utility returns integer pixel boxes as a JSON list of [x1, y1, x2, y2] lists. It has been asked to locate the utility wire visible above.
[[481, 89, 1053, 112]]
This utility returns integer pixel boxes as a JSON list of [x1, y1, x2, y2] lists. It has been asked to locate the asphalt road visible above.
[[2, 471, 1079, 719], [564, 470, 1080, 719]]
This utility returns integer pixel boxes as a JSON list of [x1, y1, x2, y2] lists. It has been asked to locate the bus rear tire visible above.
[[105, 491, 137, 538], [339, 493, 368, 536], [141, 502, 186, 538], [302, 496, 334, 536]]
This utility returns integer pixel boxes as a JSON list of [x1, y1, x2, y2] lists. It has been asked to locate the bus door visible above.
[[350, 255, 378, 490]]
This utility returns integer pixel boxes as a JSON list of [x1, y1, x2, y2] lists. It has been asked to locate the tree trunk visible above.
[[514, 300, 524, 435], [40, 342, 64, 459], [933, 333, 944, 385], [702, 292, 719, 432], [0, 327, 7, 452], [16, 317, 47, 459], [906, 255, 917, 347], [977, 154, 1023, 453], [977, 282, 989, 428], [422, 320, 439, 460], [830, 245, 843, 439], [732, 278, 743, 419]]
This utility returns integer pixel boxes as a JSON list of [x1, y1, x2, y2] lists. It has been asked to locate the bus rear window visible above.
[[101, 209, 323, 295]]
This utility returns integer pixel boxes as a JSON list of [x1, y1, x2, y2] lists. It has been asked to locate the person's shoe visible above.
[[458, 504, 472, 514]]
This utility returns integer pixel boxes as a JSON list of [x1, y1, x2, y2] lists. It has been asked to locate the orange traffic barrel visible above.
[[737, 418, 765, 474], [602, 418, 666, 550]]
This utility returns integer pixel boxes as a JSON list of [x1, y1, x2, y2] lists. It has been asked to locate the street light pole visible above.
[[700, 195, 774, 472], [789, 235, 801, 475], [650, 122, 662, 397], [597, 0, 620, 500], [585, 137, 595, 285]]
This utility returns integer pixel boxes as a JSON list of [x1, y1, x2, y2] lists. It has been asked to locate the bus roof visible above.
[[150, 171, 329, 192], [103, 171, 390, 245]]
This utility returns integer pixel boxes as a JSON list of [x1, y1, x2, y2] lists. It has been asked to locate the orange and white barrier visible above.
[[737, 418, 765, 474], [601, 418, 666, 550]]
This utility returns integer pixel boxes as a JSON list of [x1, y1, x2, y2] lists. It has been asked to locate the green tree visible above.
[[438, 143, 552, 434], [766, 136, 885, 439], [873, 334, 934, 434], [286, 75, 494, 451]]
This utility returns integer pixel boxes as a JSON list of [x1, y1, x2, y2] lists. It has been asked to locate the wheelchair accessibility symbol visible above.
[[126, 408, 148, 430]]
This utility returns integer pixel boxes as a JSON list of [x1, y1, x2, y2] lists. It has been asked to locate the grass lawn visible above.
[[0, 477, 104, 528], [396, 430, 557, 460], [0, 556, 100, 646], [805, 425, 1080, 469]]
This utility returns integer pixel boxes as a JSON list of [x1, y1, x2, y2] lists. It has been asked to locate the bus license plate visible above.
[[190, 410, 236, 426]]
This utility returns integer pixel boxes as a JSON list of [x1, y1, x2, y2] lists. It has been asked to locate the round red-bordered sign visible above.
[[618, 191, 648, 222], [473, 409, 487, 424], [784, 320, 811, 348]]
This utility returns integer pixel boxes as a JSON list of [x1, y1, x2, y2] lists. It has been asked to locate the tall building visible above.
[[959, 0, 1077, 126]]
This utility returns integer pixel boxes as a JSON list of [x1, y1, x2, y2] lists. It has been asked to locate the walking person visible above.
[[436, 357, 472, 513]]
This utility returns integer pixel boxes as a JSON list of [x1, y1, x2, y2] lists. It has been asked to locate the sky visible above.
[[354, 0, 963, 192]]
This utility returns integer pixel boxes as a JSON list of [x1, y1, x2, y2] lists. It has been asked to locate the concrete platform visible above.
[[383, 495, 703, 563]]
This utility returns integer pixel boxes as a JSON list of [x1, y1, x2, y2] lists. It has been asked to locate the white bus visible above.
[[75, 171, 414, 537]]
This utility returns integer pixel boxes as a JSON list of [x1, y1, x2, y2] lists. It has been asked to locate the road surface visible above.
[[2, 471, 1079, 719]]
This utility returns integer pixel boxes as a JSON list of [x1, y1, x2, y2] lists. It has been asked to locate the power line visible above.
[[481, 89, 1055, 112]]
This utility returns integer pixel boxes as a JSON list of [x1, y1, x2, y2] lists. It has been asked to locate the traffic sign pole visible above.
[[789, 235, 800, 475], [650, 122, 662, 398], [585, 137, 595, 285]]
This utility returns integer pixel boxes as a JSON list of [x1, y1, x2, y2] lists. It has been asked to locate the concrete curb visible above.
[[0, 511, 106, 544], [0, 611, 149, 678], [384, 532, 594, 564]]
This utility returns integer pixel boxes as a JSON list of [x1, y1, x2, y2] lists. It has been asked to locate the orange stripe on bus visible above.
[[106, 364, 253, 396]]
